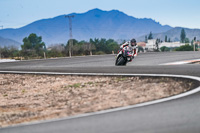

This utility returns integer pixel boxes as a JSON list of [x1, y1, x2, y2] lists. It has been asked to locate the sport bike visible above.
[[115, 46, 134, 66]]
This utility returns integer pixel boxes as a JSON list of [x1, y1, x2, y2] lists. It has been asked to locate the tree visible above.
[[165, 35, 168, 42], [191, 40, 198, 50], [66, 39, 78, 56], [145, 36, 148, 43], [148, 32, 153, 39], [154, 39, 160, 52], [175, 44, 193, 51], [0, 46, 20, 58], [47, 44, 65, 57], [89, 38, 120, 54], [160, 46, 170, 52], [0, 47, 9, 58], [82, 43, 96, 55], [108, 42, 119, 54], [21, 33, 46, 58], [168, 38, 171, 42], [180, 28, 186, 43], [185, 38, 190, 43]]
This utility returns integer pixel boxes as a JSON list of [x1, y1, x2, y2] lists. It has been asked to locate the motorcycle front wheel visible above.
[[115, 56, 126, 66]]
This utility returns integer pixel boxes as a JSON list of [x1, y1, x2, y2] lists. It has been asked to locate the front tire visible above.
[[115, 56, 126, 66]]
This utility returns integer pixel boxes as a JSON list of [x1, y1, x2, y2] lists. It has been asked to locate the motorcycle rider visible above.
[[120, 38, 138, 62]]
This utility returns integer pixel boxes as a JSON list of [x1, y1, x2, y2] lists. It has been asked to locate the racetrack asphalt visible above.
[[0, 51, 200, 133]]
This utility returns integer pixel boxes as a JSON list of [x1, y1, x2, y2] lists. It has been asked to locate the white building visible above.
[[145, 39, 157, 51], [146, 39, 190, 51], [159, 42, 187, 48]]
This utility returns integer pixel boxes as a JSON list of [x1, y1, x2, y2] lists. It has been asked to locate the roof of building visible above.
[[137, 42, 146, 47]]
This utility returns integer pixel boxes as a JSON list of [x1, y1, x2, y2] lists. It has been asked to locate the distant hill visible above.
[[0, 8, 172, 46], [137, 27, 200, 42], [0, 36, 21, 48]]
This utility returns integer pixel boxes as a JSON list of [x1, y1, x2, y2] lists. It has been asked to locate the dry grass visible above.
[[0, 74, 198, 127]]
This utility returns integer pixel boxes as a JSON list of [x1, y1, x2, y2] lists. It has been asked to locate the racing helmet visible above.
[[130, 38, 136, 46]]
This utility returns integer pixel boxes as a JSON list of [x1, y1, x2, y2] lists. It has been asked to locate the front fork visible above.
[[127, 56, 133, 62]]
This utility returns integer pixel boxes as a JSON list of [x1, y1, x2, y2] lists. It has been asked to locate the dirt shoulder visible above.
[[0, 74, 198, 127]]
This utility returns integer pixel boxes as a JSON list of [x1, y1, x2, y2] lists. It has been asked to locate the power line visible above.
[[65, 15, 74, 57]]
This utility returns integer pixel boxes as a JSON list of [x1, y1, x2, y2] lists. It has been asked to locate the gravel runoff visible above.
[[0, 74, 199, 127]]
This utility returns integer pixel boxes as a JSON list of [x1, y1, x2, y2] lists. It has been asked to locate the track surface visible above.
[[0, 51, 200, 133]]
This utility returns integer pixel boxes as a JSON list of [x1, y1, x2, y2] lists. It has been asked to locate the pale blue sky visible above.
[[0, 0, 200, 29]]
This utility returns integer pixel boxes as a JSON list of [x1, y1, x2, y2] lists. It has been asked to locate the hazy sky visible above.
[[0, 0, 200, 29]]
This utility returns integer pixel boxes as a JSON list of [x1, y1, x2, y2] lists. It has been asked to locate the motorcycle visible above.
[[115, 46, 134, 66]]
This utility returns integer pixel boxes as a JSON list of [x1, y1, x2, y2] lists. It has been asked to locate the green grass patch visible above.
[[68, 83, 82, 88], [3, 94, 8, 97], [116, 77, 127, 82], [87, 82, 94, 85]]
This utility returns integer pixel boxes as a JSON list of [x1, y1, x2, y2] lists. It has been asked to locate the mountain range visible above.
[[0, 8, 200, 47], [0, 36, 21, 48], [136, 27, 200, 42]]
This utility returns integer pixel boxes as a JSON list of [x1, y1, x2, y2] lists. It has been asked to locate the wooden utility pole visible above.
[[65, 15, 74, 57]]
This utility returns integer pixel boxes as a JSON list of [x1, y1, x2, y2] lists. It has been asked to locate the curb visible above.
[[3, 54, 115, 63], [160, 58, 200, 65]]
